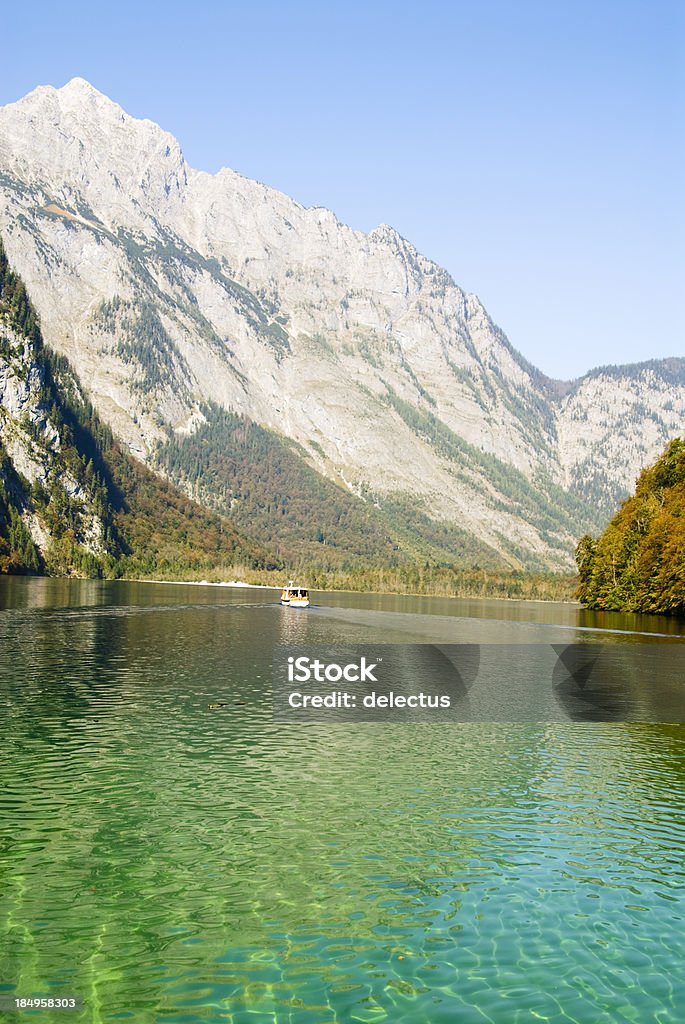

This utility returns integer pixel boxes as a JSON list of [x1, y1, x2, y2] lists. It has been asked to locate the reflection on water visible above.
[[0, 578, 684, 1023], [278, 604, 312, 644]]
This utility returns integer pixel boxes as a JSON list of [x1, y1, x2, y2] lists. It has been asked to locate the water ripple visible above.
[[1, 582, 684, 1022]]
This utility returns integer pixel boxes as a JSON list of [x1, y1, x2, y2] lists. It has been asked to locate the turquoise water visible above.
[[0, 578, 684, 1022]]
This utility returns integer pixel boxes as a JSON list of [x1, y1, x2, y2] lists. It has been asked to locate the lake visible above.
[[0, 577, 683, 1022]]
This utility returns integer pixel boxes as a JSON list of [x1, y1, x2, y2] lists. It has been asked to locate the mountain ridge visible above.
[[0, 79, 682, 570]]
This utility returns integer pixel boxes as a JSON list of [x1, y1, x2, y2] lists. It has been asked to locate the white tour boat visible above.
[[280, 580, 310, 608]]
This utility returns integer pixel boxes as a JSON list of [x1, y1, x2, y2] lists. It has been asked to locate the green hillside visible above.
[[155, 403, 511, 571], [576, 437, 685, 616], [156, 403, 399, 570]]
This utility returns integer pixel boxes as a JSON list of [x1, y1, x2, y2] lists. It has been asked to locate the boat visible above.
[[280, 580, 310, 608]]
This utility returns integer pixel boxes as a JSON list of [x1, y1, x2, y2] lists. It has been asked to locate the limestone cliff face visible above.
[[556, 361, 685, 518], [0, 318, 107, 565], [0, 79, 682, 569]]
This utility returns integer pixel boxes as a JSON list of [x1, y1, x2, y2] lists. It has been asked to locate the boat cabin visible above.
[[280, 581, 310, 607]]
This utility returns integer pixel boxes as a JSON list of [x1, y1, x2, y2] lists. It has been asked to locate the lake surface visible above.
[[0, 578, 684, 1022]]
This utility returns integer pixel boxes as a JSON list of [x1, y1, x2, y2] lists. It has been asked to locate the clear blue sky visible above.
[[3, 0, 683, 380]]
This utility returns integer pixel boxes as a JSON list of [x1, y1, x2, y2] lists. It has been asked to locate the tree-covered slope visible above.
[[576, 438, 685, 616], [155, 403, 511, 571]]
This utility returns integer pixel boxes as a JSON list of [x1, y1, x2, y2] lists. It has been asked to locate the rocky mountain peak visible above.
[[0, 78, 188, 225]]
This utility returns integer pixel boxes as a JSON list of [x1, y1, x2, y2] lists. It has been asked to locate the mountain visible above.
[[0, 78, 682, 571], [576, 438, 685, 615]]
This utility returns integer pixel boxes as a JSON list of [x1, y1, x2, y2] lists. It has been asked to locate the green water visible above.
[[0, 577, 683, 1023]]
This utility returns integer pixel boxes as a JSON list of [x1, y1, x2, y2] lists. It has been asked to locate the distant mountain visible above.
[[0, 78, 682, 570], [576, 438, 685, 615], [556, 359, 685, 521]]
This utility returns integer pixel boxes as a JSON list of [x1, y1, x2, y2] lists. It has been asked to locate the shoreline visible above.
[[128, 576, 580, 606], [131, 578, 282, 590], [0, 572, 580, 607]]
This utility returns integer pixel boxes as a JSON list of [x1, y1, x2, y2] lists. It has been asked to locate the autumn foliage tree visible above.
[[576, 438, 685, 616]]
